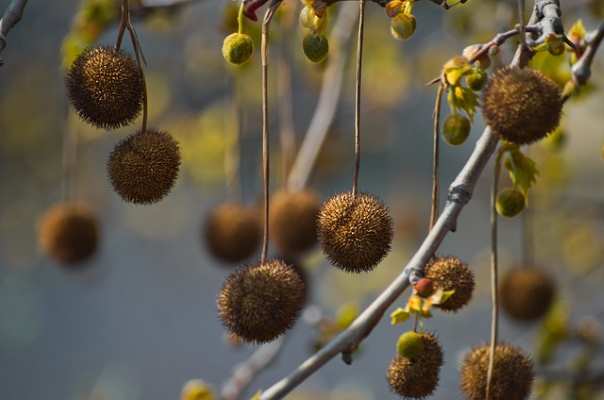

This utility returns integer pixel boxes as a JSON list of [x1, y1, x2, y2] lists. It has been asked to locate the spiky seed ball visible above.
[[318, 192, 393, 273], [482, 67, 562, 145], [217, 259, 306, 343], [204, 203, 261, 264], [269, 190, 320, 256], [460, 344, 534, 400], [443, 114, 471, 145], [303, 33, 329, 63], [500, 267, 556, 321], [496, 188, 526, 218], [38, 203, 99, 266], [222, 33, 254, 65], [390, 13, 416, 41], [108, 129, 181, 204], [66, 46, 144, 129], [425, 256, 475, 311], [387, 333, 443, 398]]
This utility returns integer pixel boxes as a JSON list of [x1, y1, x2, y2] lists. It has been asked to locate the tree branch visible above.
[[571, 22, 604, 86], [0, 0, 29, 66]]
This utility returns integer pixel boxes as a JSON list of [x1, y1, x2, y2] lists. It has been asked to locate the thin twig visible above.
[[518, 0, 527, 49], [127, 22, 149, 133], [485, 149, 503, 400], [115, 0, 129, 50], [351, 0, 366, 197], [0, 0, 29, 65], [429, 83, 444, 231]]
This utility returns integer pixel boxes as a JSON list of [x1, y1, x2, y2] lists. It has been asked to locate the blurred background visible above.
[[0, 0, 603, 399]]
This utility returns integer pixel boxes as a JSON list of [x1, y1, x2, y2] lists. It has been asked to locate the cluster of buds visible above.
[[299, 1, 329, 63], [385, 0, 416, 41]]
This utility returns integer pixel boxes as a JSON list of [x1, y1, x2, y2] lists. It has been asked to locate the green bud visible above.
[[299, 6, 326, 33], [222, 33, 254, 65], [303, 33, 329, 63], [396, 331, 425, 359], [390, 13, 416, 41], [496, 188, 526, 218], [548, 38, 565, 56], [466, 69, 487, 91], [443, 114, 471, 145]]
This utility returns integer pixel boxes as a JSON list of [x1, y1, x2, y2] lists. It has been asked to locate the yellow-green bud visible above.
[[222, 33, 254, 65], [181, 379, 214, 400], [396, 331, 425, 359], [299, 6, 326, 33], [466, 69, 487, 91], [443, 114, 471, 145], [496, 188, 526, 218], [303, 33, 329, 63], [390, 13, 416, 41], [548, 37, 565, 56]]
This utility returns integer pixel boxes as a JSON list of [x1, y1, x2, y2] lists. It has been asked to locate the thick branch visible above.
[[0, 0, 29, 65], [571, 23, 604, 86]]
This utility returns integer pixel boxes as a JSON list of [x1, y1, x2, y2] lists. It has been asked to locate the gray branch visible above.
[[572, 22, 604, 86], [0, 0, 29, 66]]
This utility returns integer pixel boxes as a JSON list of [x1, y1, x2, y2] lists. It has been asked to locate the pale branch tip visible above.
[[571, 22, 604, 87], [0, 0, 29, 66]]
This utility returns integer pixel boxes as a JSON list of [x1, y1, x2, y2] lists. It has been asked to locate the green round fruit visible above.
[[390, 14, 416, 41], [467, 69, 487, 91], [222, 33, 254, 65], [443, 114, 471, 145], [303, 33, 329, 63], [496, 188, 526, 218], [396, 331, 425, 359]]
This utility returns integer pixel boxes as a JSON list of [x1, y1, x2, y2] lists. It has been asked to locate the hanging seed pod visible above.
[[269, 190, 320, 256], [482, 67, 562, 145], [425, 256, 475, 312], [443, 114, 471, 146], [217, 259, 306, 343], [500, 266, 556, 322], [204, 203, 261, 264], [222, 33, 254, 65], [66, 46, 144, 129], [496, 188, 526, 218], [318, 192, 393, 273], [387, 333, 443, 398], [460, 344, 534, 400], [302, 33, 329, 63], [108, 129, 181, 204], [38, 203, 100, 266]]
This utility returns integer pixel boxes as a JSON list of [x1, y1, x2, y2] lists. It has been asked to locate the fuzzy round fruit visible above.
[[38, 203, 99, 266], [303, 33, 329, 63], [496, 188, 526, 218], [425, 256, 475, 311], [482, 67, 562, 145], [443, 114, 471, 145], [466, 69, 487, 91], [460, 344, 534, 400], [387, 333, 443, 398], [318, 192, 393, 273], [66, 46, 144, 129], [269, 190, 320, 256], [217, 259, 306, 343], [108, 129, 181, 204], [390, 13, 416, 41], [204, 203, 261, 264], [222, 33, 254, 65], [500, 267, 556, 321]]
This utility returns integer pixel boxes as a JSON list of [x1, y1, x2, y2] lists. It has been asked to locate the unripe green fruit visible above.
[[390, 14, 416, 41], [496, 188, 526, 218], [222, 33, 254, 65], [443, 114, 471, 145], [299, 6, 326, 33], [466, 69, 487, 91], [397, 331, 425, 359], [303, 33, 329, 63]]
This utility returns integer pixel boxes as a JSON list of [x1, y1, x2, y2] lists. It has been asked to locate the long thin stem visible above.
[[486, 149, 503, 400], [351, 0, 365, 197], [518, 0, 527, 49], [127, 23, 148, 133], [259, 1, 282, 264], [115, 0, 129, 51], [429, 83, 444, 231]]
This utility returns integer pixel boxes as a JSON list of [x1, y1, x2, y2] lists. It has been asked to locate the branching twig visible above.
[[571, 23, 604, 87], [0, 0, 29, 66]]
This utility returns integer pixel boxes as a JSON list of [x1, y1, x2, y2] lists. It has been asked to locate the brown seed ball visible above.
[[318, 192, 393, 273], [425, 256, 475, 312], [204, 203, 261, 264], [482, 67, 562, 145], [217, 259, 306, 343], [108, 129, 181, 204], [460, 344, 534, 400], [66, 46, 144, 129], [38, 203, 99, 266], [387, 333, 443, 398], [500, 267, 556, 322], [269, 190, 321, 256]]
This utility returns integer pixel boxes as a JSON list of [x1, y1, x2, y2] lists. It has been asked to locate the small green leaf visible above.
[[390, 308, 410, 325], [504, 149, 539, 197]]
